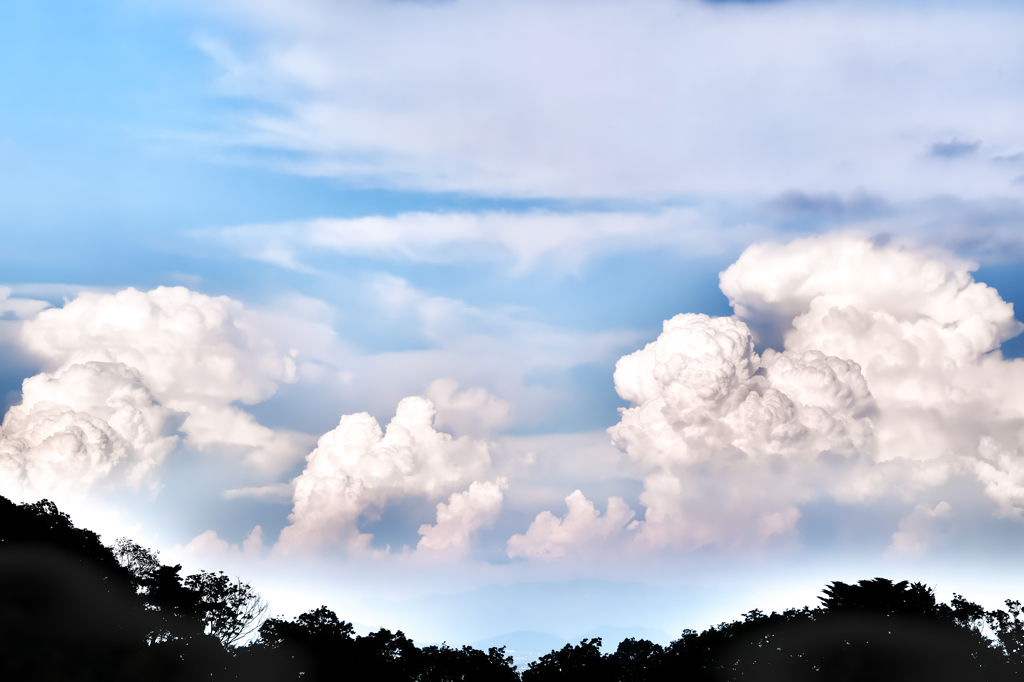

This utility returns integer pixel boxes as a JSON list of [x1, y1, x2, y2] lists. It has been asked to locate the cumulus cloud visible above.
[[507, 491, 636, 560], [17, 286, 310, 471], [181, 526, 265, 559], [0, 362, 181, 501], [608, 313, 874, 549], [887, 501, 953, 556], [426, 378, 510, 437], [417, 478, 507, 554], [971, 437, 1024, 520], [721, 233, 1024, 467], [602, 232, 1024, 551], [0, 286, 314, 502], [277, 395, 493, 553], [22, 286, 295, 405]]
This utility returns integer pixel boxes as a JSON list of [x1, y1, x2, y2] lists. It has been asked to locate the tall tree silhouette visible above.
[[522, 638, 617, 682]]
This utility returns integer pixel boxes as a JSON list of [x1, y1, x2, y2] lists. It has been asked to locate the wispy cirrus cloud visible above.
[[195, 207, 765, 274], [190, 0, 1024, 200], [198, 192, 1024, 277]]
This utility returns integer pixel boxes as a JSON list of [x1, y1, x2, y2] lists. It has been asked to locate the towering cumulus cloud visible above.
[[606, 233, 1024, 552], [721, 235, 1023, 469], [0, 287, 305, 501], [0, 362, 180, 501], [609, 314, 875, 549], [278, 395, 497, 553]]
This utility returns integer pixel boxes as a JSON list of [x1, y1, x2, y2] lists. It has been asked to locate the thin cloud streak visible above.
[[198, 208, 766, 274], [200, 193, 1024, 276]]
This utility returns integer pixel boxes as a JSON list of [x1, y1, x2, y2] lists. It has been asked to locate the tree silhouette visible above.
[[241, 605, 358, 680], [610, 637, 666, 682], [0, 497, 158, 679], [522, 638, 617, 682], [655, 579, 1003, 682], [419, 643, 519, 682], [987, 599, 1024, 677], [185, 570, 269, 646], [10, 493, 1024, 681]]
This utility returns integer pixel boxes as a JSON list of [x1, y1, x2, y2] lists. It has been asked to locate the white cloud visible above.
[[507, 490, 636, 560], [603, 232, 1024, 551], [426, 378, 510, 437], [720, 232, 1022, 364], [887, 501, 953, 556], [721, 232, 1024, 467], [0, 286, 50, 320], [195, 0, 1024, 199], [0, 361, 180, 501], [972, 437, 1024, 520], [22, 286, 294, 405], [204, 208, 761, 274], [181, 525, 265, 559], [277, 395, 493, 553], [608, 313, 874, 549], [17, 286, 312, 472], [417, 478, 507, 554], [222, 482, 295, 501]]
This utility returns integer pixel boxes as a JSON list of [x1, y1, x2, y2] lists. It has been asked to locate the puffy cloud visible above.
[[606, 233, 1024, 551], [417, 478, 507, 553], [23, 286, 295, 404], [181, 526, 265, 559], [721, 232, 1024, 467], [507, 491, 636, 560], [971, 437, 1024, 520], [611, 315, 874, 464], [720, 233, 1022, 370], [887, 501, 953, 556], [277, 395, 493, 553], [608, 313, 874, 548], [426, 378, 510, 437], [16, 286, 310, 472], [0, 285, 315, 502], [0, 361, 180, 501]]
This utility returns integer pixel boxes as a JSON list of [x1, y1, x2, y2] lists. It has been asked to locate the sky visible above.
[[3, 0, 1024, 660]]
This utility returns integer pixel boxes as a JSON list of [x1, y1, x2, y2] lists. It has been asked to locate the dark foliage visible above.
[[0, 496, 257, 680], [653, 578, 1002, 682], [6, 494, 1024, 681], [240, 606, 519, 682], [524, 638, 615, 682]]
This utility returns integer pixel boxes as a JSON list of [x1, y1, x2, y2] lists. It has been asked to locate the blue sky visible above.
[[3, 0, 1024, 657]]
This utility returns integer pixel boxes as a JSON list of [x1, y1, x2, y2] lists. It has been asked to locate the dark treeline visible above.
[[4, 496, 1024, 681]]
